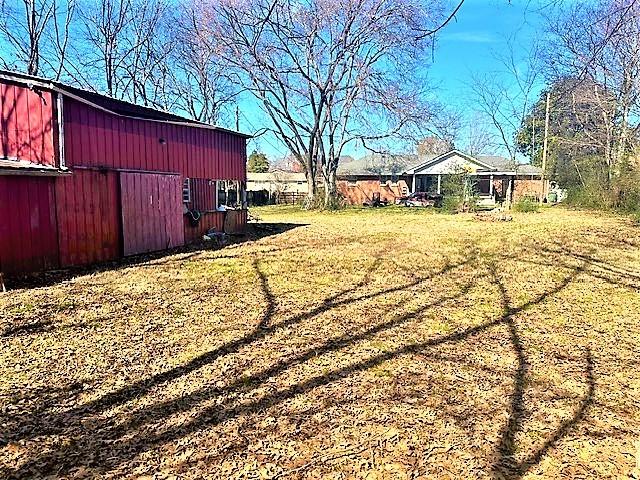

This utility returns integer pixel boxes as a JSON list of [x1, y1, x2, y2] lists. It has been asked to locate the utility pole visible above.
[[541, 91, 551, 204], [235, 105, 240, 131], [531, 116, 536, 165]]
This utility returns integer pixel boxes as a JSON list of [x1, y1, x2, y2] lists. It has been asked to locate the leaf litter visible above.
[[0, 206, 639, 479]]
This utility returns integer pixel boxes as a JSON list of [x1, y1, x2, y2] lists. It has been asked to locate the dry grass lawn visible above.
[[1, 206, 639, 479]]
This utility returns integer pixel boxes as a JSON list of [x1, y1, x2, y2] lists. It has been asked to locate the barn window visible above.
[[347, 177, 357, 187], [182, 178, 191, 203], [217, 180, 246, 209]]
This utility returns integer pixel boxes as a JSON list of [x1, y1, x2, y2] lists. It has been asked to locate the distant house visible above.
[[247, 170, 308, 204], [337, 149, 546, 206]]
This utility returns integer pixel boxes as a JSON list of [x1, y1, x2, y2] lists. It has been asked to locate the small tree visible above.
[[441, 165, 476, 213], [247, 150, 270, 173]]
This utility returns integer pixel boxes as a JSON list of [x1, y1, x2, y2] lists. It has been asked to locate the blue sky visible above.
[[247, 0, 546, 161], [431, 0, 539, 106]]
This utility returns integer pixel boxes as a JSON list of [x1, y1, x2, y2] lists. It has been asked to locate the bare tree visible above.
[[77, 0, 135, 97], [170, 5, 241, 124], [197, 0, 451, 208], [470, 37, 543, 164], [462, 112, 493, 156], [0, 0, 75, 78], [119, 0, 173, 107]]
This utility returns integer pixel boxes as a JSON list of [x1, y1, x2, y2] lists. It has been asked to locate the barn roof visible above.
[[0, 70, 251, 138], [0, 158, 70, 175]]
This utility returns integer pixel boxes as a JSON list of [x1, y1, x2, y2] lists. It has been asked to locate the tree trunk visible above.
[[323, 169, 338, 209], [301, 153, 317, 209], [304, 173, 317, 208]]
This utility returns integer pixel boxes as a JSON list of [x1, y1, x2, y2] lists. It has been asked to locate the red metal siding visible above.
[[120, 172, 185, 256], [184, 212, 224, 243], [55, 169, 120, 267], [0, 176, 59, 274], [63, 98, 247, 180], [185, 178, 217, 211], [0, 84, 247, 277], [0, 82, 55, 166]]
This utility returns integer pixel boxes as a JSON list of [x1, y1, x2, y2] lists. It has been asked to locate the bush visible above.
[[440, 195, 463, 214], [512, 198, 540, 213], [565, 182, 611, 210], [301, 191, 347, 211]]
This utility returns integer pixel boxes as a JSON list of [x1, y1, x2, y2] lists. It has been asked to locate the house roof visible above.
[[0, 70, 251, 138], [403, 150, 544, 176], [403, 149, 496, 174], [248, 170, 307, 182], [337, 154, 418, 176], [475, 155, 543, 175]]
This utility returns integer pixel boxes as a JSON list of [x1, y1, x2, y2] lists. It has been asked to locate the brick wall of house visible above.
[[513, 177, 545, 201], [490, 177, 546, 202], [337, 178, 410, 205]]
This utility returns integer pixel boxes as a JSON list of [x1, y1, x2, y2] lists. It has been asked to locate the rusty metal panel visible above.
[[120, 172, 185, 256], [183, 210, 246, 244], [0, 176, 59, 275], [0, 82, 55, 166]]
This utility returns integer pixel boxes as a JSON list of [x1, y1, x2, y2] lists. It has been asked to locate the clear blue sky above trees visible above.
[[246, 0, 544, 161]]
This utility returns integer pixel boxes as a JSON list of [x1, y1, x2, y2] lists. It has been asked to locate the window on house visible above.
[[182, 178, 191, 203], [476, 178, 491, 195]]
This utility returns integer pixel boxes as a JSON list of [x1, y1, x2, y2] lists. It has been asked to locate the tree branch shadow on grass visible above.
[[486, 261, 595, 480], [2, 245, 601, 479], [1, 249, 469, 446], [1, 319, 55, 338], [1, 250, 478, 476], [0, 318, 102, 338]]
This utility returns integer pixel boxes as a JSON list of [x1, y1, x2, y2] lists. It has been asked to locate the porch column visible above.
[[437, 174, 442, 194], [489, 174, 494, 196], [412, 174, 416, 193]]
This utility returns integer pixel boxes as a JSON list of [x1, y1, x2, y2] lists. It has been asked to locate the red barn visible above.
[[0, 70, 249, 278]]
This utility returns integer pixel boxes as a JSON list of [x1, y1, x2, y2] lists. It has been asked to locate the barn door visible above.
[[119, 172, 185, 256]]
